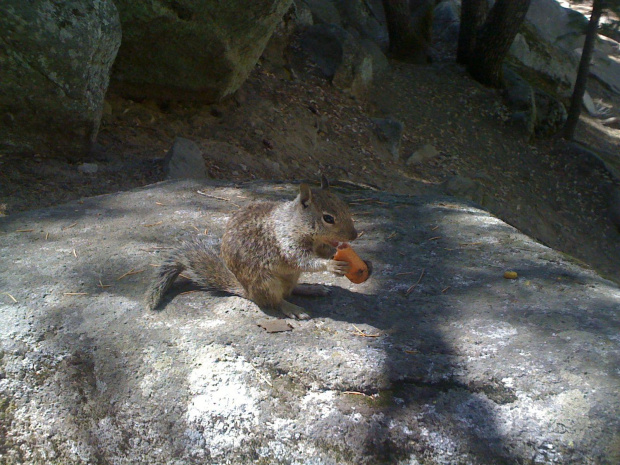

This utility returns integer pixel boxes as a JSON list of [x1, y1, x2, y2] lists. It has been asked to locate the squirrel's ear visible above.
[[299, 183, 312, 208], [321, 174, 329, 190]]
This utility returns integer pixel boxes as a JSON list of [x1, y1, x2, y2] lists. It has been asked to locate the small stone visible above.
[[163, 137, 208, 180], [504, 271, 518, 279], [78, 163, 99, 174], [443, 175, 485, 205], [406, 144, 439, 166], [582, 91, 599, 117], [372, 117, 404, 161], [102, 101, 113, 116]]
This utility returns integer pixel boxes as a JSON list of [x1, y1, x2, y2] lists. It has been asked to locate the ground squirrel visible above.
[[145, 176, 359, 319]]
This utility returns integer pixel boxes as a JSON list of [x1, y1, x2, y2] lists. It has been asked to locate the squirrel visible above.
[[144, 175, 359, 319]]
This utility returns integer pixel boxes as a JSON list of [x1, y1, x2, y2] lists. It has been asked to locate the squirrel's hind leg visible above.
[[292, 284, 331, 297], [247, 275, 311, 320]]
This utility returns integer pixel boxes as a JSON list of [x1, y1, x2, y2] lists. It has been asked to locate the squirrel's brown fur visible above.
[[145, 176, 358, 319]]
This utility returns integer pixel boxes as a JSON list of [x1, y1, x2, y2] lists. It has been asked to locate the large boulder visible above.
[[111, 0, 292, 102], [508, 28, 578, 95], [510, 0, 620, 96], [300, 0, 389, 51], [298, 24, 388, 98], [0, 0, 121, 158], [332, 0, 389, 52], [503, 67, 567, 138], [433, 0, 460, 45], [1, 180, 620, 463]]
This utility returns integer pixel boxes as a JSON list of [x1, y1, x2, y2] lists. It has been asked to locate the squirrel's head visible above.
[[295, 175, 357, 244]]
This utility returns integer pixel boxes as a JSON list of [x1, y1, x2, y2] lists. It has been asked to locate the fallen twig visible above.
[[405, 269, 425, 296], [343, 391, 369, 397], [197, 190, 241, 208], [351, 324, 382, 338], [179, 290, 199, 296], [1, 292, 17, 303], [251, 364, 273, 387], [143, 221, 163, 227], [117, 269, 145, 280], [64, 292, 88, 296], [63, 222, 78, 230]]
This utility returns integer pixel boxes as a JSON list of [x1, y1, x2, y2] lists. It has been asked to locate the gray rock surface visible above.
[[442, 174, 485, 205], [164, 137, 208, 180], [508, 29, 578, 95], [299, 24, 387, 97], [372, 117, 404, 161], [406, 144, 440, 166], [512, 0, 620, 96], [433, 0, 461, 45], [533, 89, 567, 137], [332, 0, 389, 52], [78, 163, 99, 175], [301, 0, 389, 51], [303, 0, 342, 26], [588, 37, 620, 95], [0, 0, 121, 158], [111, 0, 292, 102], [1, 180, 619, 464], [504, 69, 537, 136], [503, 68, 569, 138]]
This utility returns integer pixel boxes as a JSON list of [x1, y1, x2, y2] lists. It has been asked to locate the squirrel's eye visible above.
[[323, 214, 335, 224]]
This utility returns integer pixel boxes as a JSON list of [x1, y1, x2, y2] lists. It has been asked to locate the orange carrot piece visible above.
[[333, 243, 369, 284]]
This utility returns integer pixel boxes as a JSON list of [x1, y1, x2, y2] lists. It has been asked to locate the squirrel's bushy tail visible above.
[[145, 237, 245, 311]]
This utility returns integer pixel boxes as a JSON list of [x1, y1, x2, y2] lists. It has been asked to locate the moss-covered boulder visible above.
[[0, 0, 121, 158], [111, 0, 292, 102]]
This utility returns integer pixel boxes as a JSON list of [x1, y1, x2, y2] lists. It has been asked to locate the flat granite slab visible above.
[[0, 179, 619, 464]]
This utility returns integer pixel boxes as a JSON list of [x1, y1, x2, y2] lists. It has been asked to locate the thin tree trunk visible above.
[[383, 0, 432, 63], [467, 0, 531, 88], [563, 0, 605, 140], [383, 0, 414, 57], [457, 0, 488, 65]]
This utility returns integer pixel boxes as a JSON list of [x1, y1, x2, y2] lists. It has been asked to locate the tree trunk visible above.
[[457, 0, 488, 65], [563, 0, 605, 140], [467, 0, 531, 88], [383, 0, 433, 63]]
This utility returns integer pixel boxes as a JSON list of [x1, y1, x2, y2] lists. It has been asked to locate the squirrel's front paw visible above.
[[328, 259, 350, 276]]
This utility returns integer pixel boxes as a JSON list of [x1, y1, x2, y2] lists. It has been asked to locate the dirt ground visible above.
[[1, 41, 619, 283]]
